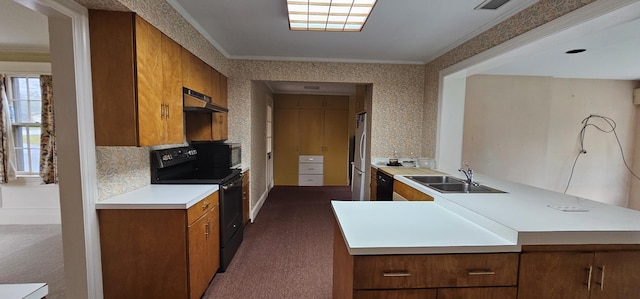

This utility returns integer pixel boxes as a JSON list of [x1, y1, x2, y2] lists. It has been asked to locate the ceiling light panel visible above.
[[287, 0, 377, 32]]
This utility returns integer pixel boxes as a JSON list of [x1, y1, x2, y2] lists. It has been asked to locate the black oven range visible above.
[[150, 145, 243, 272]]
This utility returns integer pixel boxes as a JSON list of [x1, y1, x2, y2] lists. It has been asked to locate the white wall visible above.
[[249, 81, 273, 219], [0, 177, 60, 224], [464, 75, 637, 207]]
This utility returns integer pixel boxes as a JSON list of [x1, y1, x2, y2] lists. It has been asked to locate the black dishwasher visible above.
[[376, 171, 393, 201]]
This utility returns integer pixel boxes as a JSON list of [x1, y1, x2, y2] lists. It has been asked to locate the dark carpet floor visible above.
[[203, 186, 351, 299]]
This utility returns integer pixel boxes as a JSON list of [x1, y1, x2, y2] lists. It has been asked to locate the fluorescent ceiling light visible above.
[[287, 0, 377, 32]]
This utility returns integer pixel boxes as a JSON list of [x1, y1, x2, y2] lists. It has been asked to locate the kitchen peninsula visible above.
[[333, 170, 640, 299]]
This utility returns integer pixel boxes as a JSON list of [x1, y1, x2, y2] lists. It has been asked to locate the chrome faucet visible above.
[[459, 163, 474, 185]]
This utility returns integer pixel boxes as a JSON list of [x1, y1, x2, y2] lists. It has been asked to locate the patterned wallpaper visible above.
[[83, 0, 598, 199], [422, 0, 597, 157], [230, 60, 426, 165]]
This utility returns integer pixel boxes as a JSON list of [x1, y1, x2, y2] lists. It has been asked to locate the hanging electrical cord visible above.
[[564, 114, 640, 194]]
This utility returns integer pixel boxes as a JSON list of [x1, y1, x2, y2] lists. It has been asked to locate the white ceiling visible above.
[[0, 0, 48, 53], [169, 0, 539, 64], [478, 1, 640, 80]]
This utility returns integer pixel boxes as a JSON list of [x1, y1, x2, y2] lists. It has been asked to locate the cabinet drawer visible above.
[[393, 180, 434, 201], [354, 289, 436, 299], [353, 253, 519, 289], [299, 155, 323, 163], [299, 163, 323, 174], [187, 191, 218, 224], [299, 175, 323, 186], [438, 287, 517, 299]]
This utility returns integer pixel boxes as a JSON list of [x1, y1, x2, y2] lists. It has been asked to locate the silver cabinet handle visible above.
[[468, 270, 496, 275], [596, 265, 605, 291], [383, 272, 411, 277], [585, 265, 593, 291]]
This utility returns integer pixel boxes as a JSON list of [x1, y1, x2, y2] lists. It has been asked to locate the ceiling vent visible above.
[[304, 85, 320, 90], [475, 0, 511, 10]]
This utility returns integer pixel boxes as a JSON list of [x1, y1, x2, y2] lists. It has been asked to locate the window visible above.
[[7, 75, 42, 174]]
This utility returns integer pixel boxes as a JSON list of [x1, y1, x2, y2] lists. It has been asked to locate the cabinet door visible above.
[[437, 287, 517, 299], [324, 95, 349, 109], [518, 252, 593, 299], [210, 68, 221, 107], [210, 205, 221, 273], [370, 167, 377, 200], [393, 180, 434, 201], [188, 209, 216, 299], [323, 109, 349, 185], [182, 49, 211, 96], [273, 108, 299, 185], [299, 109, 324, 155], [212, 112, 228, 141], [161, 33, 184, 144], [590, 251, 640, 299], [242, 171, 250, 225], [219, 73, 228, 108], [297, 95, 324, 108], [88, 10, 138, 146], [135, 15, 164, 146]]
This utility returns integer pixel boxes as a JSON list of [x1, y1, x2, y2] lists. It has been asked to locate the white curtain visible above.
[[0, 74, 17, 183]]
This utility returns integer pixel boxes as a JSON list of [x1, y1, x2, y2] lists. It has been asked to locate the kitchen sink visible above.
[[408, 175, 464, 184], [425, 183, 506, 193], [406, 175, 506, 194]]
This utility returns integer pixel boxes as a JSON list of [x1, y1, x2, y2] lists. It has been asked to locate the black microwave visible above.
[[191, 142, 242, 169]]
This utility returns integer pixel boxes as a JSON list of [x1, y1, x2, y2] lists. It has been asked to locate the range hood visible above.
[[183, 87, 228, 113]]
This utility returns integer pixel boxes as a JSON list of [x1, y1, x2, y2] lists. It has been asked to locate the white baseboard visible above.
[[0, 208, 61, 224], [249, 186, 272, 223]]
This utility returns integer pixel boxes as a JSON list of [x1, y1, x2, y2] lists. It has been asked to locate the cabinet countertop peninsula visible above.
[[95, 184, 219, 210], [333, 168, 640, 255]]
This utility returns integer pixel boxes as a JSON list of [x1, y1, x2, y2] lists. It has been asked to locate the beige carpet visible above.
[[0, 225, 65, 299]]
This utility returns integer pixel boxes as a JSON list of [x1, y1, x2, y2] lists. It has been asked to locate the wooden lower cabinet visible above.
[[437, 287, 517, 299], [242, 170, 250, 225], [393, 180, 434, 201], [334, 222, 519, 299], [98, 192, 220, 299], [354, 289, 436, 299], [370, 167, 377, 201], [518, 247, 640, 299]]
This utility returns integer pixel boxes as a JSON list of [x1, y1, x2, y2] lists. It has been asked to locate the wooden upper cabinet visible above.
[[210, 68, 221, 106], [324, 95, 350, 109], [89, 10, 183, 146], [299, 109, 324, 155], [219, 73, 228, 108], [181, 48, 212, 97], [273, 108, 300, 186], [323, 109, 349, 185], [160, 33, 184, 145]]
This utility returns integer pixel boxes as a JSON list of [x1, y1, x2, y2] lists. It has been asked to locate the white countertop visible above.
[[333, 168, 640, 255], [332, 201, 520, 255], [0, 283, 48, 299], [95, 184, 219, 209], [394, 170, 640, 245]]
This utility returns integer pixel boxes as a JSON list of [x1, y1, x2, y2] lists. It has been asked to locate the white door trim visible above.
[[16, 0, 102, 297]]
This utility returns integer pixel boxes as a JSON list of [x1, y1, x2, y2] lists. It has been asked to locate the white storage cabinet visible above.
[[298, 155, 323, 186]]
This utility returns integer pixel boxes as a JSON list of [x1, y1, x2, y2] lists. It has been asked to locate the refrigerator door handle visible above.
[[359, 132, 366, 163]]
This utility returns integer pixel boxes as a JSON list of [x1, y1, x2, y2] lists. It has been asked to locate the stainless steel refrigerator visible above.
[[352, 112, 367, 201]]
